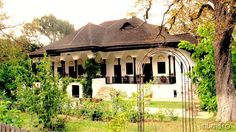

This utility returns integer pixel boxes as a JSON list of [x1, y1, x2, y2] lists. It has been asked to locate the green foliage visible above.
[[157, 109, 166, 121], [17, 54, 67, 131], [0, 58, 34, 100], [0, 100, 22, 127], [165, 109, 178, 121], [0, 39, 22, 62], [81, 59, 100, 98], [0, 37, 38, 100], [179, 24, 217, 112], [108, 92, 130, 131], [61, 77, 81, 92], [107, 90, 138, 131]]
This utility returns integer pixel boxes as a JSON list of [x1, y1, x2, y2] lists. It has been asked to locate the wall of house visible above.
[[92, 48, 195, 99], [92, 78, 181, 99], [66, 82, 83, 98], [35, 48, 195, 99]]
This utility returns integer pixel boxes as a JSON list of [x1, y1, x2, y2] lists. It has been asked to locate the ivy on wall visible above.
[[80, 59, 100, 98]]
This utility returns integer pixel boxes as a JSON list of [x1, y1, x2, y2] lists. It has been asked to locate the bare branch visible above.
[[142, 0, 152, 23], [155, 2, 175, 39], [0, 30, 25, 45], [145, 0, 152, 19], [168, 5, 184, 31], [190, 4, 214, 21]]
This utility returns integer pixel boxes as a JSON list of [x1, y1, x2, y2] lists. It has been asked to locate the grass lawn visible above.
[[148, 101, 183, 108], [65, 118, 236, 132], [103, 101, 183, 109], [19, 112, 236, 132]]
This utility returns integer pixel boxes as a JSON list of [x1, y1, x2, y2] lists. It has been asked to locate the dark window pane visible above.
[[32, 63, 37, 74], [114, 65, 121, 83], [57, 67, 62, 77], [69, 66, 76, 78], [77, 65, 84, 75], [158, 62, 166, 74], [72, 85, 80, 97], [126, 63, 133, 74], [101, 64, 106, 77]]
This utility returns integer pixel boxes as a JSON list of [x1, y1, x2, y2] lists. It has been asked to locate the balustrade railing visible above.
[[105, 75, 176, 84]]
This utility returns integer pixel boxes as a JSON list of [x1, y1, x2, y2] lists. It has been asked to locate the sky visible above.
[[2, 0, 169, 30]]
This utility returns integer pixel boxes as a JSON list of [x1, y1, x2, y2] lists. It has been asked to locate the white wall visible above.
[[66, 82, 83, 98], [92, 78, 181, 99], [49, 48, 195, 99]]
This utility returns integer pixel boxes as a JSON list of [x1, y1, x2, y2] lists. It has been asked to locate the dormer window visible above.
[[120, 22, 135, 30]]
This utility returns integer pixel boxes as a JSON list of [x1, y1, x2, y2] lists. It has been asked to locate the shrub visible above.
[[165, 109, 178, 121], [49, 117, 66, 131], [178, 24, 217, 112], [144, 112, 156, 120], [17, 54, 67, 131], [0, 100, 22, 127], [157, 109, 166, 121], [129, 111, 139, 123]]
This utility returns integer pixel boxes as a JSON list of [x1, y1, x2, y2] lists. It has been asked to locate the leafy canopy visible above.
[[179, 24, 217, 112], [22, 14, 75, 44]]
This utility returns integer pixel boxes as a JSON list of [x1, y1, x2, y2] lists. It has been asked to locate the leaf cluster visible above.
[[22, 14, 75, 44], [16, 54, 67, 130], [179, 24, 217, 112], [81, 59, 100, 98]]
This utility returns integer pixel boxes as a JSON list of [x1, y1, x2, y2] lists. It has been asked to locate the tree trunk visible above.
[[214, 38, 236, 122], [214, 0, 236, 122]]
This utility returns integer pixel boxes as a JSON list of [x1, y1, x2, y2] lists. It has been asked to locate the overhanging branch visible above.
[[190, 4, 214, 21]]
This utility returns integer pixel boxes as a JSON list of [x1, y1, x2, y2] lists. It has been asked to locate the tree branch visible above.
[[143, 0, 152, 22], [168, 5, 184, 31], [155, 2, 175, 39], [190, 4, 214, 21]]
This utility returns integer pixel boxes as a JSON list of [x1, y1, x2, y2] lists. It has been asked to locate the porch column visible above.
[[150, 57, 153, 77], [133, 57, 136, 83], [168, 55, 171, 75], [74, 60, 78, 78], [61, 60, 65, 77]]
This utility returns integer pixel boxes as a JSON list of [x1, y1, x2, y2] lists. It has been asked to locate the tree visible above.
[[0, 37, 37, 100], [17, 54, 66, 130], [137, 0, 236, 122], [22, 14, 75, 44]]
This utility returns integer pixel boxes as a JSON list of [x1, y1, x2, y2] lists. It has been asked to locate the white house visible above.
[[30, 17, 197, 99]]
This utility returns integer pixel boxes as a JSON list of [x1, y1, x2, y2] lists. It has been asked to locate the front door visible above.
[[114, 65, 121, 83], [142, 63, 152, 83]]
